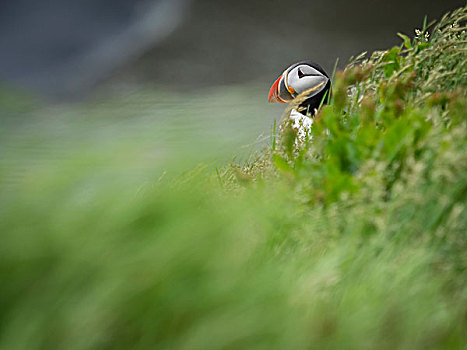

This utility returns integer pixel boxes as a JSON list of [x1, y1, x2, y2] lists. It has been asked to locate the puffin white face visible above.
[[268, 62, 329, 103], [286, 65, 329, 97]]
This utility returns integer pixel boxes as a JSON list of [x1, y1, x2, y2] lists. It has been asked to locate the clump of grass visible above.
[[0, 6, 466, 350], [225, 5, 467, 345]]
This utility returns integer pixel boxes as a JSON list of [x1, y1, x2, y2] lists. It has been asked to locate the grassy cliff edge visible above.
[[0, 6, 466, 350]]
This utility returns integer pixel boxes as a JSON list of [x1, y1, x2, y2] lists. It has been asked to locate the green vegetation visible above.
[[1, 7, 466, 350]]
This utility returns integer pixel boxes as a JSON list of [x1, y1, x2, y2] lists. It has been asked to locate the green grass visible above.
[[1, 6, 466, 350]]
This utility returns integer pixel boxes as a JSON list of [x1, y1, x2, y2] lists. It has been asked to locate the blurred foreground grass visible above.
[[1, 7, 466, 350]]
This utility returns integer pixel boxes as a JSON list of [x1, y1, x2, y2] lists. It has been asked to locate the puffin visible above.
[[268, 61, 331, 116], [268, 61, 331, 142]]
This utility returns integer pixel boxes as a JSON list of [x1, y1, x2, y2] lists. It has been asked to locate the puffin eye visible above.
[[298, 68, 305, 79]]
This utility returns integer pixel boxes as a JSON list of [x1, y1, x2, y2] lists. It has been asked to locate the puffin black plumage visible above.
[[268, 61, 331, 116]]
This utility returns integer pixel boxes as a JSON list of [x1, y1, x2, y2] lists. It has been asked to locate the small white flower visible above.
[[289, 109, 313, 144]]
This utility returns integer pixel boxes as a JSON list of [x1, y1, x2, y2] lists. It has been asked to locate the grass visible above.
[[0, 6, 466, 350]]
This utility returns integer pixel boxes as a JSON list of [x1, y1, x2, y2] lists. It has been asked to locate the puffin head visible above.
[[268, 61, 331, 114]]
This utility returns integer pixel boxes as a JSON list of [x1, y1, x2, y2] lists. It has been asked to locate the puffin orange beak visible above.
[[268, 75, 286, 103]]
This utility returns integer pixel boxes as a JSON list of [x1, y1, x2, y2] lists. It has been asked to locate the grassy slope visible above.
[[0, 6, 466, 350]]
